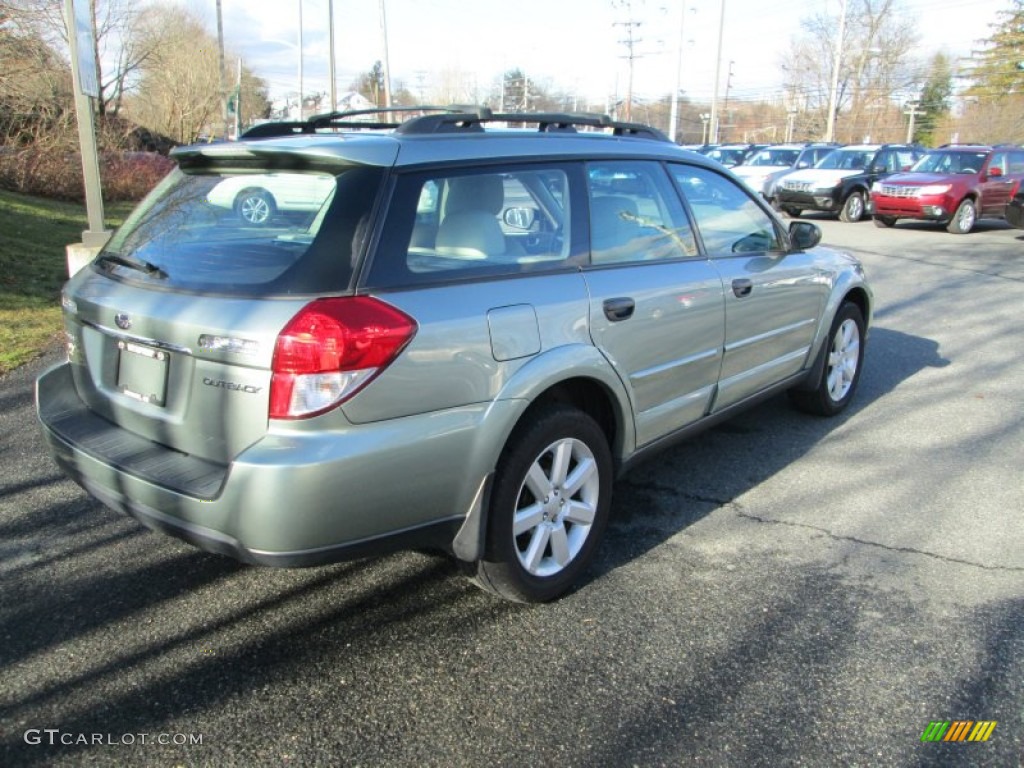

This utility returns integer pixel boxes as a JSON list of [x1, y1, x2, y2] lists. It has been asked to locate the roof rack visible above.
[[239, 105, 472, 139], [394, 108, 670, 141], [239, 105, 670, 143]]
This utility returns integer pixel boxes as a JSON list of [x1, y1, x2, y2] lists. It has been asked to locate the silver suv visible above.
[[37, 109, 872, 603]]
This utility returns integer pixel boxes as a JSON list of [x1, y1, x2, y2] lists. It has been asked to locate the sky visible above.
[[188, 0, 1010, 111]]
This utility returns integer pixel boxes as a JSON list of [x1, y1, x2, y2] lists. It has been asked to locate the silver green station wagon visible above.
[[37, 109, 872, 602]]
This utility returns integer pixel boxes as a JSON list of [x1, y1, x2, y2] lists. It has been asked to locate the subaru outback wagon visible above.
[[37, 108, 872, 603]]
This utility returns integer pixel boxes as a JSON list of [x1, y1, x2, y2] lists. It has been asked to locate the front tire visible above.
[[946, 198, 976, 234], [789, 302, 865, 417], [873, 215, 897, 228], [474, 405, 612, 603], [782, 206, 802, 218], [839, 191, 865, 222]]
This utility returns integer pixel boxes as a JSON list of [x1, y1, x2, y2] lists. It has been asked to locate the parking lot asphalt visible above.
[[1, 216, 1022, 767]]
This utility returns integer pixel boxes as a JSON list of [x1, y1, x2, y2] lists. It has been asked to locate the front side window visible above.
[[97, 166, 382, 295], [671, 164, 783, 256], [367, 164, 581, 288], [585, 161, 698, 264]]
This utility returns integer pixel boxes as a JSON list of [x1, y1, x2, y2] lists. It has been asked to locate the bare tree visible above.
[[0, 8, 74, 146], [2, 0, 157, 118], [126, 5, 267, 144], [782, 0, 920, 142]]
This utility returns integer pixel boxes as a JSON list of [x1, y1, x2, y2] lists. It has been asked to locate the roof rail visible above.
[[239, 105, 476, 140], [394, 110, 670, 141], [238, 105, 670, 143]]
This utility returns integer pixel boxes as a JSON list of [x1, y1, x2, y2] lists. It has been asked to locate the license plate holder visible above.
[[117, 341, 168, 406]]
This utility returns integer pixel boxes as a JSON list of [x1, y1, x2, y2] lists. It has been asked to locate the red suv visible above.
[[868, 145, 1024, 234]]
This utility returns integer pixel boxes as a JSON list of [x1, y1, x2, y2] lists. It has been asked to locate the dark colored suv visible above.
[[868, 145, 1024, 233], [36, 108, 872, 603], [775, 144, 925, 222]]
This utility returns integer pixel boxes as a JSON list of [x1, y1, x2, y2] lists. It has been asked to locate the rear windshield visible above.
[[95, 166, 384, 296]]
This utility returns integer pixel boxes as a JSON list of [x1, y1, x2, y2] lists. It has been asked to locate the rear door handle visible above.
[[732, 279, 753, 298], [603, 297, 635, 322]]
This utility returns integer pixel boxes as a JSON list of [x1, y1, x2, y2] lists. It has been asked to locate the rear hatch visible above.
[[62, 153, 389, 465]]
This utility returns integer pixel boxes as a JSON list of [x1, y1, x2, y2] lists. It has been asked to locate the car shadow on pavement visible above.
[[586, 326, 950, 589], [0, 327, 954, 766]]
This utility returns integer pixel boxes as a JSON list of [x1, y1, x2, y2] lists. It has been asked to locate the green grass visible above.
[[0, 189, 131, 374]]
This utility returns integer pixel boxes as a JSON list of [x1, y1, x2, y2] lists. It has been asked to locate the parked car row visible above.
[[689, 140, 1024, 234]]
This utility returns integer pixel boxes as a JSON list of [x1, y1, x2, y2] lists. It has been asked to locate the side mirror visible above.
[[789, 221, 821, 250], [503, 207, 537, 230], [989, 166, 1004, 178]]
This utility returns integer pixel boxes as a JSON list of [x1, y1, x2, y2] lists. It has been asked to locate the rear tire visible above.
[[789, 302, 865, 417], [235, 188, 275, 226], [473, 405, 612, 603], [839, 191, 865, 222]]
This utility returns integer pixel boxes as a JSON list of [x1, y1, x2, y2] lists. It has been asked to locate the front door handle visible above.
[[603, 297, 635, 322], [732, 278, 753, 298]]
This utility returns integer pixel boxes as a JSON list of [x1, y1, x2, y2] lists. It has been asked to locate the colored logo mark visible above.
[[921, 721, 997, 742]]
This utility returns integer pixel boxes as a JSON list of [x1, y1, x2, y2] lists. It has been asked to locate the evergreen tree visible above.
[[916, 53, 953, 146], [964, 0, 1024, 100]]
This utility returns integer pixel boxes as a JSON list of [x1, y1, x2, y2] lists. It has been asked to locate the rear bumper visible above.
[[37, 362, 515, 565]]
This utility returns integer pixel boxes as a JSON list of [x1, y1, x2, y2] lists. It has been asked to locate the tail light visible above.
[[269, 297, 416, 419]]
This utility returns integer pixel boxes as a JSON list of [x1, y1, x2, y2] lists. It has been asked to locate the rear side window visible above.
[[366, 164, 584, 288], [96, 166, 383, 296]]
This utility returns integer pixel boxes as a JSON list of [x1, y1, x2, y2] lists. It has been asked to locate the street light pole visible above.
[[379, 0, 393, 107], [329, 0, 337, 112], [708, 0, 726, 144], [824, 0, 847, 143], [668, 3, 688, 142]]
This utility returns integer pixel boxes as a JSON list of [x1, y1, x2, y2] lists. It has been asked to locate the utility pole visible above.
[[613, 18, 642, 122], [297, 0, 304, 120], [786, 108, 798, 142], [904, 100, 925, 143]]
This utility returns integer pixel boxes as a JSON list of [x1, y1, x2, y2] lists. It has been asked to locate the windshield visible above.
[[706, 148, 748, 166], [816, 150, 874, 171], [747, 149, 801, 167], [98, 166, 384, 296], [911, 151, 990, 174]]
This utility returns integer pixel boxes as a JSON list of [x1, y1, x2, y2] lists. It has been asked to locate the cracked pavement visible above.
[[1, 217, 1022, 766]]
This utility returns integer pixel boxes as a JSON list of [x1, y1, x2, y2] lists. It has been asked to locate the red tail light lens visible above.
[[269, 297, 416, 419]]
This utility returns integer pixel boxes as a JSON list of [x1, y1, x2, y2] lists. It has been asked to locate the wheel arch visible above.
[[450, 347, 633, 564], [793, 281, 872, 394], [234, 186, 276, 208]]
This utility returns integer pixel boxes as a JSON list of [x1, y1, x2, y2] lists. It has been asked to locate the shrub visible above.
[[0, 147, 175, 202]]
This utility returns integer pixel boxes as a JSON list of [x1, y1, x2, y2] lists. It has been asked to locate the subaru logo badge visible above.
[[114, 313, 132, 330]]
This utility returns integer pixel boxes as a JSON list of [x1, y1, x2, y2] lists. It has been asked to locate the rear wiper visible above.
[[96, 253, 169, 279]]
